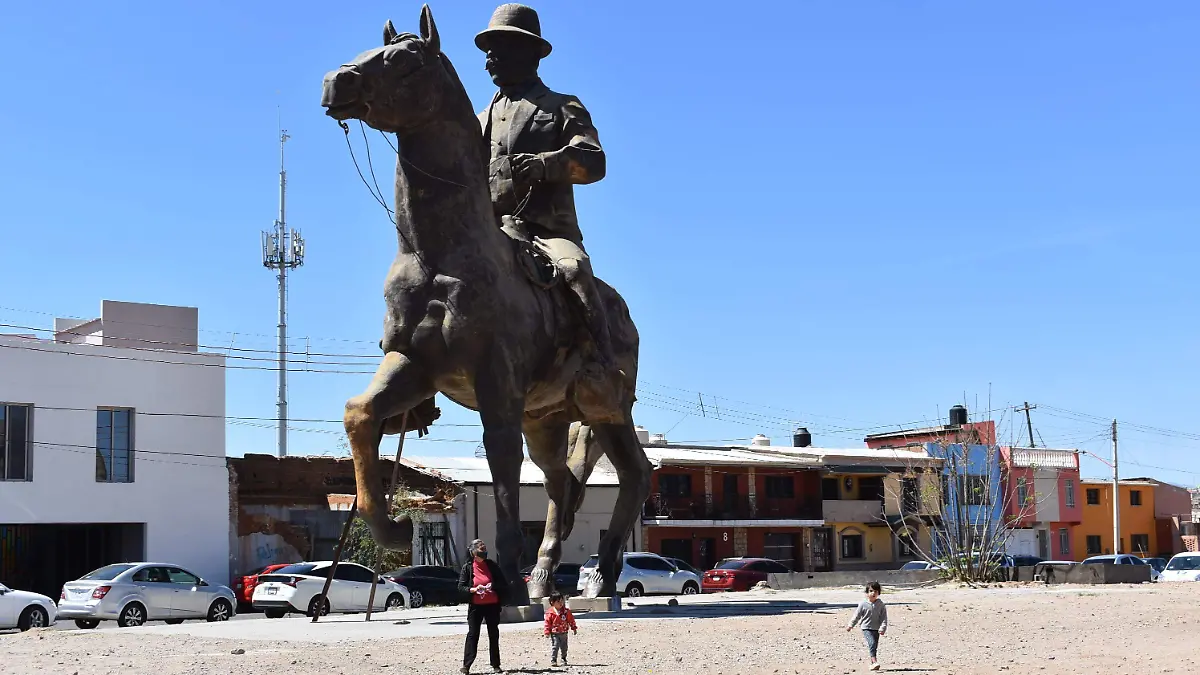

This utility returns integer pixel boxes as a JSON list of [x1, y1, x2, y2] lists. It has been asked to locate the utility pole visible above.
[[1111, 419, 1120, 553], [262, 129, 305, 458], [1017, 402, 1037, 447]]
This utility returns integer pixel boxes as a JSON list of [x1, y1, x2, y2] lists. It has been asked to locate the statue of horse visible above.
[[321, 4, 651, 603]]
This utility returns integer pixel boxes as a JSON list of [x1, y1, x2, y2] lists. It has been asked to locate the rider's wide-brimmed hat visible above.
[[475, 4, 552, 58]]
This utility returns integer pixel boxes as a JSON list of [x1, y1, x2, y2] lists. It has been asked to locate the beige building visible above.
[[405, 456, 625, 568]]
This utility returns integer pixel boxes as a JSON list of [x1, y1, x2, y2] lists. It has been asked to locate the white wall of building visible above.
[[0, 329, 229, 584], [462, 483, 627, 566]]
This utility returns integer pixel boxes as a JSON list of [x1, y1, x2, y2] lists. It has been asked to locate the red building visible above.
[[639, 442, 825, 572], [997, 447, 1082, 560]]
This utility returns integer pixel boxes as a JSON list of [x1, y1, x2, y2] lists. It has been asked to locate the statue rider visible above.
[[475, 4, 622, 415]]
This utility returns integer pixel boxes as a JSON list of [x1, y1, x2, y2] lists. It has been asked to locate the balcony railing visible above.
[[822, 499, 885, 523], [643, 494, 822, 521]]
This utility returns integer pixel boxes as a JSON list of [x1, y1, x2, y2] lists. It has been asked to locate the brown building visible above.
[[1127, 477, 1195, 557], [639, 438, 825, 572], [227, 454, 458, 579]]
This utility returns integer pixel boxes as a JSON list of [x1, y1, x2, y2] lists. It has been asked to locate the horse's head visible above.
[[322, 5, 457, 133]]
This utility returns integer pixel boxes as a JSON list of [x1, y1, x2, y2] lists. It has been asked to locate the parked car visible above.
[[253, 562, 409, 618], [899, 560, 944, 572], [701, 558, 791, 593], [1159, 553, 1200, 582], [1081, 554, 1159, 581], [0, 582, 57, 631], [234, 563, 293, 610], [520, 562, 584, 597], [663, 557, 703, 577], [1005, 555, 1044, 568], [57, 563, 236, 629], [1144, 557, 1168, 574], [384, 565, 465, 608], [576, 553, 701, 597]]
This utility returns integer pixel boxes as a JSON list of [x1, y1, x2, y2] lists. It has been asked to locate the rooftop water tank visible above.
[[792, 428, 812, 448], [648, 433, 667, 446], [751, 434, 771, 447], [949, 405, 968, 426], [634, 426, 650, 445]]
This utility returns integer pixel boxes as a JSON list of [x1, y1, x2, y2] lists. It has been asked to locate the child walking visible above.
[[543, 592, 577, 667], [845, 581, 888, 671]]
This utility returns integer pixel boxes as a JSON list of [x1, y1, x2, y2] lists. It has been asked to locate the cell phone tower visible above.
[[261, 129, 305, 457]]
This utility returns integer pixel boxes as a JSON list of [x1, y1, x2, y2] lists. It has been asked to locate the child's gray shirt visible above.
[[847, 599, 888, 631]]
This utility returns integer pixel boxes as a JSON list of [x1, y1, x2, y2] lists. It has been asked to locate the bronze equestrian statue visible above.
[[322, 3, 651, 604]]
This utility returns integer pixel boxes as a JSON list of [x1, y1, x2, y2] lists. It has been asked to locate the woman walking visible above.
[[459, 539, 508, 674]]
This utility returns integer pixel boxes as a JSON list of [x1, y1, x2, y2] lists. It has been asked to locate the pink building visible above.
[[999, 447, 1082, 561]]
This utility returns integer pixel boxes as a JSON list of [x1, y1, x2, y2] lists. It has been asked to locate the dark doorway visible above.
[[520, 521, 545, 567], [811, 527, 833, 572], [0, 523, 144, 599], [722, 475, 739, 517], [822, 478, 840, 501], [858, 477, 885, 501], [697, 537, 716, 571], [763, 533, 797, 570], [660, 538, 693, 566]]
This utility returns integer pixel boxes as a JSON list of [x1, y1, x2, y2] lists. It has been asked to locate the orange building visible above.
[[1074, 479, 1157, 559]]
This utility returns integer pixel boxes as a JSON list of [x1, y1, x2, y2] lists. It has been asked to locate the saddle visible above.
[[513, 234, 561, 289]]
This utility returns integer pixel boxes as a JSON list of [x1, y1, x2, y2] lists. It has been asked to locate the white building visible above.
[[403, 456, 627, 568], [0, 301, 228, 599]]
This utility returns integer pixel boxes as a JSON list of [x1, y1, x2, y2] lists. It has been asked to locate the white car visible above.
[[252, 561, 409, 618], [576, 552, 701, 598], [899, 561, 944, 571], [1081, 554, 1160, 582], [0, 583, 57, 631], [1159, 553, 1200, 582]]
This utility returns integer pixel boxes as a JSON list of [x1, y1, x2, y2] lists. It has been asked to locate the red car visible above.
[[234, 563, 293, 608], [701, 558, 791, 593]]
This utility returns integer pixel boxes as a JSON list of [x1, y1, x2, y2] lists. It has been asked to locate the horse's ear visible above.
[[419, 4, 440, 54], [383, 19, 398, 46]]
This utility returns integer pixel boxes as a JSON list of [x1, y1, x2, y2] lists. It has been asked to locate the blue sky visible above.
[[3, 2, 1198, 485]]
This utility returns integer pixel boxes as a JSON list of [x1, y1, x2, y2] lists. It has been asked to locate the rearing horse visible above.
[[321, 5, 650, 603]]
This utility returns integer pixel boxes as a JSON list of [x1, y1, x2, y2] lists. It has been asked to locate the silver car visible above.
[[576, 552, 701, 597], [57, 563, 236, 628]]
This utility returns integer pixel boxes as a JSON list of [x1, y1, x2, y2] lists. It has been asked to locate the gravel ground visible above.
[[4, 583, 1199, 675]]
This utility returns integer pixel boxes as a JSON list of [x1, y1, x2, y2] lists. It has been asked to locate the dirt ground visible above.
[[4, 583, 1199, 675]]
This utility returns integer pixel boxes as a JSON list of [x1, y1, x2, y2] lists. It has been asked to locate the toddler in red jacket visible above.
[[543, 592, 577, 667]]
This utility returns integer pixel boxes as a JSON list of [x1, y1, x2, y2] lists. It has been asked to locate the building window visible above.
[[658, 474, 692, 498], [764, 476, 794, 499], [1058, 528, 1070, 557], [1064, 479, 1076, 508], [960, 475, 990, 506], [897, 528, 919, 558], [1130, 490, 1142, 507], [822, 478, 840, 500], [419, 520, 451, 567], [1086, 535, 1102, 555], [1130, 534, 1150, 555], [1, 404, 32, 481], [1086, 488, 1100, 505], [96, 409, 134, 483], [1016, 478, 1029, 506], [840, 531, 864, 560], [901, 478, 920, 513]]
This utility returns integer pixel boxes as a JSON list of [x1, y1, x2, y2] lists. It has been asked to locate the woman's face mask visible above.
[[475, 548, 489, 560]]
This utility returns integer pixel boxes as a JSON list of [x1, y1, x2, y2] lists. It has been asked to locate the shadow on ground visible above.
[[578, 598, 896, 621]]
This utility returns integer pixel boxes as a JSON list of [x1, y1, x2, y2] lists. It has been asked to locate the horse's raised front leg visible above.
[[524, 415, 574, 599], [476, 361, 530, 606], [344, 351, 435, 550], [585, 416, 652, 599]]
